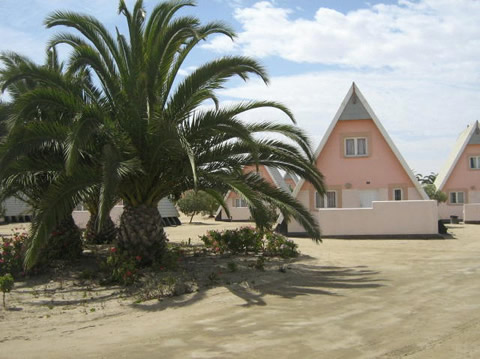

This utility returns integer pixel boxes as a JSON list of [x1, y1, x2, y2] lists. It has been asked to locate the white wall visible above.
[[3, 197, 31, 216], [438, 190, 480, 220], [438, 203, 463, 220], [288, 200, 438, 236], [73, 198, 178, 229], [464, 204, 480, 223], [72, 206, 124, 229]]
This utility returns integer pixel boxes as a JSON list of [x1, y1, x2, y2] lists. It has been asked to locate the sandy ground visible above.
[[0, 217, 479, 358]]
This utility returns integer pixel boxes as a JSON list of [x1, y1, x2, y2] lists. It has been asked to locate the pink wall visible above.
[[284, 178, 296, 191], [443, 143, 480, 193], [439, 143, 480, 219], [288, 200, 438, 236], [227, 165, 275, 202], [302, 119, 415, 191]]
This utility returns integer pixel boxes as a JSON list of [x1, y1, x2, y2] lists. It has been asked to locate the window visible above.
[[234, 198, 248, 208], [315, 191, 337, 208], [345, 137, 367, 157], [393, 188, 403, 201], [450, 191, 465, 204], [469, 156, 480, 169]]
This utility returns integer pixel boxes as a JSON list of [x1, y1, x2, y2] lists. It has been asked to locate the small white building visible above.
[[73, 197, 181, 228]]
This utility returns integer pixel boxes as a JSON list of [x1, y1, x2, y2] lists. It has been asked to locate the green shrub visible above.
[[104, 248, 141, 285], [0, 232, 27, 277], [200, 228, 299, 258], [264, 232, 299, 258], [0, 273, 14, 309], [44, 217, 83, 262], [199, 227, 263, 254]]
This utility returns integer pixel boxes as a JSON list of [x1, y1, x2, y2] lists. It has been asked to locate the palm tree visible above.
[[0, 49, 87, 263], [0, 48, 118, 263], [3, 0, 326, 266]]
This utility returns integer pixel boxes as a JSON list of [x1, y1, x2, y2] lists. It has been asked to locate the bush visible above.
[[200, 227, 299, 258], [423, 184, 447, 203], [104, 247, 141, 285], [0, 273, 14, 309], [263, 232, 299, 258], [199, 227, 263, 254], [44, 216, 83, 262], [0, 232, 27, 277]]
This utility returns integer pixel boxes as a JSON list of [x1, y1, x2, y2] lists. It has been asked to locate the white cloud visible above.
[[200, 0, 480, 174], [204, 0, 480, 77], [177, 66, 199, 77]]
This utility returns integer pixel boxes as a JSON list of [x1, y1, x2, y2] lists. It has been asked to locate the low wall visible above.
[[464, 204, 480, 224], [288, 200, 438, 236], [72, 206, 124, 229], [438, 203, 464, 220]]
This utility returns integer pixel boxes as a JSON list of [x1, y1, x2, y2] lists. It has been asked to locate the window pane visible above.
[[450, 192, 456, 203], [315, 192, 324, 208], [472, 156, 480, 169], [394, 189, 402, 201], [357, 138, 367, 155], [458, 192, 464, 203], [345, 139, 355, 156], [326, 191, 336, 208]]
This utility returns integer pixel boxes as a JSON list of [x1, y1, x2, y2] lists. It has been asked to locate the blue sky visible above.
[[1, 0, 480, 175]]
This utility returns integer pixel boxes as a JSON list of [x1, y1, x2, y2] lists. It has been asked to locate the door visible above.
[[359, 190, 378, 208]]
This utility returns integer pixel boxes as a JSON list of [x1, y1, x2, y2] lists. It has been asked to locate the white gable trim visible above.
[[291, 82, 428, 201], [434, 121, 479, 191]]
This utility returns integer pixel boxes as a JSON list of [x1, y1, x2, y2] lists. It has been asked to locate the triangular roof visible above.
[[434, 121, 480, 190], [216, 165, 291, 217], [290, 82, 428, 201], [283, 172, 299, 185]]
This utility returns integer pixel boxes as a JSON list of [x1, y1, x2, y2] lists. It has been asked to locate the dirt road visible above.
[[1, 222, 479, 358]]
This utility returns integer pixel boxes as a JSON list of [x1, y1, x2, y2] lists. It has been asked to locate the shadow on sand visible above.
[[131, 256, 384, 311]]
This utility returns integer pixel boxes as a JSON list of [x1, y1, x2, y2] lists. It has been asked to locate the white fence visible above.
[[288, 200, 438, 236], [464, 204, 480, 223]]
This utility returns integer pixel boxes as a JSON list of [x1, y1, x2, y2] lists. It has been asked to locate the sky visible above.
[[1, 0, 479, 175]]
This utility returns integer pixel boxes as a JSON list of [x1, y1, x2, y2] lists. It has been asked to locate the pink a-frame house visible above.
[[281, 83, 437, 237], [434, 121, 480, 221], [216, 164, 290, 221]]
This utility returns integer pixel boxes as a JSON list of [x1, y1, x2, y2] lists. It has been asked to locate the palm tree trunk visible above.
[[116, 204, 167, 262], [85, 215, 117, 244]]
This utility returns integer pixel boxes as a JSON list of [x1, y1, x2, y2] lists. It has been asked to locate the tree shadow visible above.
[[132, 258, 384, 311], [11, 251, 384, 313], [226, 264, 384, 307]]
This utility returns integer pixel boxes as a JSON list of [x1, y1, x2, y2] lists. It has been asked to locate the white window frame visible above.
[[315, 191, 337, 209], [393, 188, 403, 201], [469, 156, 480, 169], [233, 198, 248, 208], [449, 191, 465, 204], [344, 137, 368, 157]]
